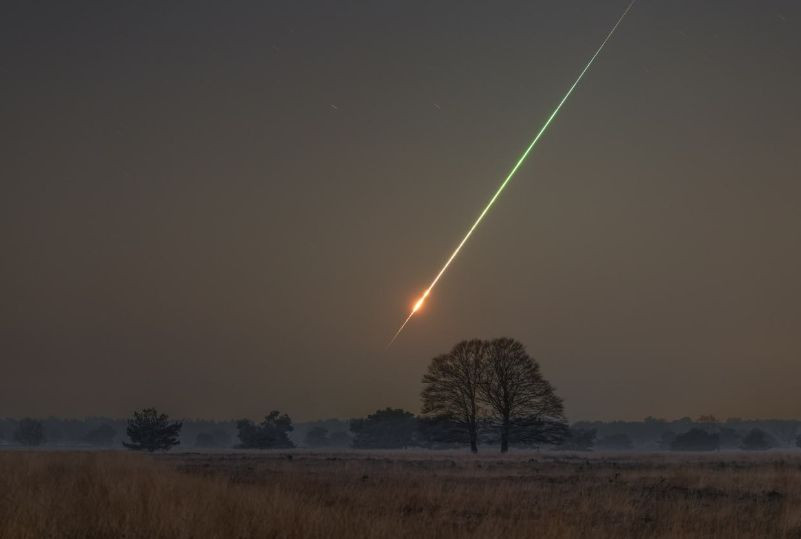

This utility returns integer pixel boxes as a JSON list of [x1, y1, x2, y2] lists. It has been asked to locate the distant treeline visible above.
[[3, 340, 800, 453], [575, 416, 801, 451], [2, 414, 801, 452]]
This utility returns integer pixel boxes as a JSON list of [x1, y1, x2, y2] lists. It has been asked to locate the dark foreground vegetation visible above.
[[3, 451, 801, 538]]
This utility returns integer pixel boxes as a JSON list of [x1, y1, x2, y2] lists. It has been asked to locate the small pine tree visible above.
[[236, 411, 294, 449], [123, 408, 182, 452]]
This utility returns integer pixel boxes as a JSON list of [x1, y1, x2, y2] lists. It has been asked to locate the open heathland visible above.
[[2, 450, 801, 538]]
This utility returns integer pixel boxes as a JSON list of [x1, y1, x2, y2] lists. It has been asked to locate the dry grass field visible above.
[[2, 450, 801, 538]]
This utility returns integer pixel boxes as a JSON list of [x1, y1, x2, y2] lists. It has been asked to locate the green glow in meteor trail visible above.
[[387, 0, 637, 347]]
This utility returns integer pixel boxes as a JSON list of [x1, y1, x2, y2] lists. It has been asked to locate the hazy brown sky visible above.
[[2, 0, 800, 422]]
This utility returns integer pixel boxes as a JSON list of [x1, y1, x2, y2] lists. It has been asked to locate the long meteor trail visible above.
[[387, 1, 636, 347]]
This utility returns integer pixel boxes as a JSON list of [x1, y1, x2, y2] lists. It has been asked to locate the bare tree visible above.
[[480, 337, 565, 453], [421, 339, 487, 453]]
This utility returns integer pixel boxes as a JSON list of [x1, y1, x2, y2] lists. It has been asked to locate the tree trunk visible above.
[[500, 417, 509, 453], [469, 424, 478, 453]]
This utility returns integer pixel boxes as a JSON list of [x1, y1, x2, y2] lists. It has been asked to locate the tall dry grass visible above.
[[2, 450, 801, 538]]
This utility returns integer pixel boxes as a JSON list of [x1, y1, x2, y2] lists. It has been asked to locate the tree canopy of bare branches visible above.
[[421, 339, 486, 453], [421, 337, 566, 453], [481, 337, 565, 452]]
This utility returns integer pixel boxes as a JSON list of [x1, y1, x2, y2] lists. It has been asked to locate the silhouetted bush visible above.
[[14, 418, 45, 447], [123, 408, 182, 452], [670, 428, 719, 451], [350, 408, 417, 449], [236, 411, 294, 449], [740, 428, 776, 451]]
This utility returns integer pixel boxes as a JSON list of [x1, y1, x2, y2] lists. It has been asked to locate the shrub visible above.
[[740, 428, 776, 451]]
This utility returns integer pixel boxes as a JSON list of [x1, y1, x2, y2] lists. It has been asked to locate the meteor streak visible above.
[[387, 0, 637, 347]]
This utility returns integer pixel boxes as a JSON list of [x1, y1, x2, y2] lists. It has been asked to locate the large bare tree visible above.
[[480, 337, 565, 452], [420, 339, 486, 453]]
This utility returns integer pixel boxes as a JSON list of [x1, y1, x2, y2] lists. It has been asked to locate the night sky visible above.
[[3, 0, 800, 421]]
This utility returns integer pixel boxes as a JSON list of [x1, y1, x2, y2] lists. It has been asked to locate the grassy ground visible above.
[[2, 450, 801, 538]]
